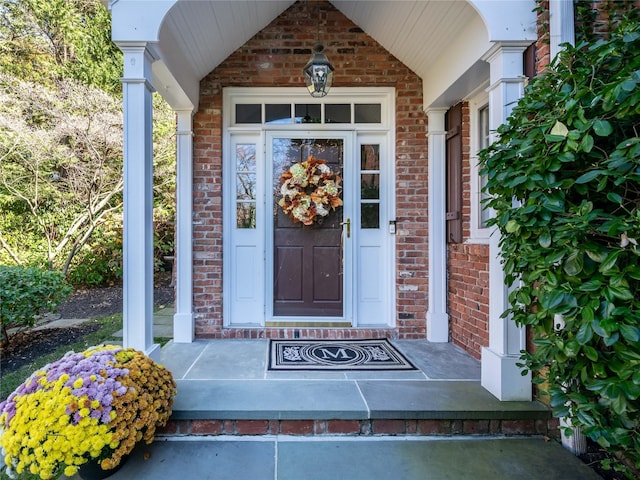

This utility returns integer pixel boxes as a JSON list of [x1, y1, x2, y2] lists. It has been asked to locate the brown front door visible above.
[[271, 137, 345, 318]]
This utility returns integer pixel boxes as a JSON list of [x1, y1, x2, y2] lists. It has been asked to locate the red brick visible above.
[[190, 420, 224, 435], [489, 420, 502, 435], [451, 420, 464, 435], [280, 420, 314, 435], [223, 420, 234, 433], [235, 420, 270, 435], [156, 420, 180, 435], [267, 420, 279, 434], [371, 420, 406, 435], [326, 420, 361, 435], [405, 420, 418, 434], [314, 420, 328, 434], [417, 420, 450, 435], [501, 420, 536, 435], [462, 420, 490, 435]]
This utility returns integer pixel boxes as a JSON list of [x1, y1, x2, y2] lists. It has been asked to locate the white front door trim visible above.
[[222, 87, 395, 329]]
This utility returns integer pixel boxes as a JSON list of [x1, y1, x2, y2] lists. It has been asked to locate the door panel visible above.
[[356, 135, 392, 325], [313, 246, 342, 301], [226, 135, 264, 326], [271, 137, 345, 318]]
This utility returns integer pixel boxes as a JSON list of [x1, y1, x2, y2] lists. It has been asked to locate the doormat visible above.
[[268, 339, 418, 371]]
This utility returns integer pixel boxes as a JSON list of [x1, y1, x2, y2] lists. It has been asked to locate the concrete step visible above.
[[160, 379, 556, 438], [94, 436, 601, 480]]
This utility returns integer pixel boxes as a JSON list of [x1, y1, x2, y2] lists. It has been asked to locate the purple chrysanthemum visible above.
[[0, 346, 131, 428]]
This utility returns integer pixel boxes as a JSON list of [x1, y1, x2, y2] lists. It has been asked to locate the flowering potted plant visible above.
[[0, 345, 176, 480], [278, 155, 342, 226]]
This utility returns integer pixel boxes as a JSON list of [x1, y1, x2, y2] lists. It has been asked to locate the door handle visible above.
[[340, 218, 351, 238]]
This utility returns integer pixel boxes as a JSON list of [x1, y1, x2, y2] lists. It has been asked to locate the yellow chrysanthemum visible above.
[[64, 465, 79, 476], [0, 346, 175, 478]]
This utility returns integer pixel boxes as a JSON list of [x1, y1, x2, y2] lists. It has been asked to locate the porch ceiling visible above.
[[107, 1, 536, 110], [160, 1, 478, 84]]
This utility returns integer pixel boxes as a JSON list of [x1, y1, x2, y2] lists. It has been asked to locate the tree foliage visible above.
[[0, 73, 124, 273], [479, 10, 640, 475], [0, 0, 122, 94], [0, 0, 176, 286]]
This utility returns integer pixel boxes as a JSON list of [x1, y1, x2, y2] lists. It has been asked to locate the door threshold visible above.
[[265, 321, 352, 328]]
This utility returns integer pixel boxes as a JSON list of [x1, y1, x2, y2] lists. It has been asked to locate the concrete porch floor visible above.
[[158, 339, 547, 422], [94, 338, 599, 480], [99, 436, 600, 480], [50, 308, 600, 479]]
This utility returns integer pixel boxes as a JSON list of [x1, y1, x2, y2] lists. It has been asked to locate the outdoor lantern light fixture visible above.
[[303, 44, 334, 98]]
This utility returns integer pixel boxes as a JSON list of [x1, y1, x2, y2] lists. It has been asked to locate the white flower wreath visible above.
[[278, 155, 343, 226]]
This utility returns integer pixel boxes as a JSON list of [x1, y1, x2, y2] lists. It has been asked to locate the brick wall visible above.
[[448, 0, 640, 359], [192, 0, 428, 339], [449, 243, 490, 359], [536, 1, 551, 73]]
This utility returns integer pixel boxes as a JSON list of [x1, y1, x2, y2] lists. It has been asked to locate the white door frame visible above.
[[222, 87, 396, 329]]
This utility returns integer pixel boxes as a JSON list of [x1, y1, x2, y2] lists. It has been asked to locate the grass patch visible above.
[[155, 337, 172, 347]]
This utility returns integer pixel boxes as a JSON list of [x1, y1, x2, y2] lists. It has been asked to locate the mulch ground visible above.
[[1, 273, 174, 374], [579, 444, 629, 479], [1, 324, 101, 373]]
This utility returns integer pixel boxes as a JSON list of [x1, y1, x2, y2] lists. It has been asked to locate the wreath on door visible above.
[[278, 155, 343, 226]]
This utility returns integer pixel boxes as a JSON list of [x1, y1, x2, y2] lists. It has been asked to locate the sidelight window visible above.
[[360, 144, 380, 229], [235, 143, 257, 228]]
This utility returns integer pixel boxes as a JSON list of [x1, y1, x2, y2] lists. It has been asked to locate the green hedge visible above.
[[479, 11, 640, 477]]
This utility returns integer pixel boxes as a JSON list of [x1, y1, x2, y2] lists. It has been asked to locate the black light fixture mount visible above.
[[303, 44, 334, 98]]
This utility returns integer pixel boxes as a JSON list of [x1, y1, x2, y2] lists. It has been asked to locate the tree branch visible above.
[[0, 232, 22, 265]]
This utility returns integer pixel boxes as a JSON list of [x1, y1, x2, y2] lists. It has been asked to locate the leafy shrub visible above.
[[67, 220, 123, 287], [66, 211, 175, 287], [479, 11, 640, 476], [0, 266, 72, 347]]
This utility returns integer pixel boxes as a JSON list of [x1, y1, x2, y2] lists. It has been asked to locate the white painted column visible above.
[[481, 43, 531, 400], [426, 108, 449, 342], [549, 2, 584, 453], [121, 44, 160, 360], [550, 0, 575, 60], [173, 110, 195, 342]]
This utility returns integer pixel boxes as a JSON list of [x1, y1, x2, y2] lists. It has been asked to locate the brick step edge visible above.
[[158, 418, 560, 438]]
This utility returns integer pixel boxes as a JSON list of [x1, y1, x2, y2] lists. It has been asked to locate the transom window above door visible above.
[[225, 87, 393, 129], [235, 103, 381, 125]]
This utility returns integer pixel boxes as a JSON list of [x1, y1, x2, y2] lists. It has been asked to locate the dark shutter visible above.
[[524, 43, 537, 79], [445, 103, 463, 244]]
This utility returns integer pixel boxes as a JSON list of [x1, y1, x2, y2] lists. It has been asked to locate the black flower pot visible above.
[[76, 458, 126, 480]]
